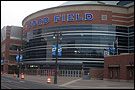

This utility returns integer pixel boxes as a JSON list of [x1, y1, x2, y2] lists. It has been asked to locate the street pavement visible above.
[[1, 73, 134, 89], [1, 75, 67, 89]]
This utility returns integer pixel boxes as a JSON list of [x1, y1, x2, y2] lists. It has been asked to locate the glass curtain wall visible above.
[[23, 24, 130, 65]]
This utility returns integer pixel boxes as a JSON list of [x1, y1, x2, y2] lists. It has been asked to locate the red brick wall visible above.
[[5, 26, 11, 60], [23, 10, 112, 35], [112, 12, 134, 26], [2, 26, 23, 73], [104, 54, 134, 81], [90, 68, 104, 79], [23, 10, 134, 35]]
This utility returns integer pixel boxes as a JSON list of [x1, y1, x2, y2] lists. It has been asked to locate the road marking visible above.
[[11, 85, 29, 89], [20, 80, 25, 83], [59, 78, 82, 86], [1, 81, 12, 83], [5, 83, 29, 89], [1, 84, 12, 89], [63, 85, 134, 89], [1, 82, 29, 89]]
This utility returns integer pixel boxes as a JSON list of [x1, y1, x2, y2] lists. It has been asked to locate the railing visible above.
[[27, 69, 37, 75], [40, 69, 55, 76], [59, 70, 82, 77], [26, 69, 82, 77]]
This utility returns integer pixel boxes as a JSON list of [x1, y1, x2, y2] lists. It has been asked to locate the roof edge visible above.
[[22, 4, 134, 26]]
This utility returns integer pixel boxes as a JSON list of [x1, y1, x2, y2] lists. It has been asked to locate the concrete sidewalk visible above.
[[2, 74, 134, 89], [1, 74, 80, 85]]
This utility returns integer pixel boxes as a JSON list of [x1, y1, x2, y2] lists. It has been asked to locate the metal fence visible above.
[[27, 69, 37, 75], [40, 69, 55, 76], [60, 70, 82, 77], [26, 69, 82, 77]]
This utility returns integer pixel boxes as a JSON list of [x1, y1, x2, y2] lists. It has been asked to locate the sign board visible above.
[[16, 54, 19, 61], [112, 49, 116, 53], [16, 54, 23, 61], [52, 45, 56, 56], [109, 46, 113, 51], [58, 45, 62, 56], [109, 46, 116, 53], [28, 13, 93, 28], [20, 55, 23, 61], [1, 60, 3, 64], [104, 51, 109, 56]]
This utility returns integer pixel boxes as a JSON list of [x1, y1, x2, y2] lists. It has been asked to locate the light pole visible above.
[[53, 31, 62, 84]]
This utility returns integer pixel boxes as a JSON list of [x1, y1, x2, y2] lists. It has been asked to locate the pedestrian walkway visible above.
[[2, 74, 134, 89]]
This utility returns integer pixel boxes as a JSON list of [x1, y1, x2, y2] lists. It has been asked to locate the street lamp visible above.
[[53, 31, 62, 84], [17, 48, 23, 78]]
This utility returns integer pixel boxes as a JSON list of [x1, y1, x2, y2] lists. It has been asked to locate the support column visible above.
[[57, 65, 60, 77], [37, 65, 40, 75], [24, 65, 28, 74]]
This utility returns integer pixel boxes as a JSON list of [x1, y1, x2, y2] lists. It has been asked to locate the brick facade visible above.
[[23, 10, 113, 35], [90, 68, 104, 80], [104, 54, 134, 81], [1, 26, 23, 74]]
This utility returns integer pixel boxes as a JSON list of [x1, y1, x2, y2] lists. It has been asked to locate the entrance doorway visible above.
[[8, 65, 17, 74]]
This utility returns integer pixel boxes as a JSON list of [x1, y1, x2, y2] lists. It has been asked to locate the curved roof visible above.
[[22, 1, 134, 26], [59, 1, 120, 6]]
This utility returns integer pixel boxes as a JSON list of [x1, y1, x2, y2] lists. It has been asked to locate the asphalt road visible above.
[[1, 76, 67, 89]]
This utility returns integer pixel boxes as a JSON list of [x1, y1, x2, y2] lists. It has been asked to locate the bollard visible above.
[[13, 73, 16, 78], [47, 76, 51, 84], [21, 73, 24, 79]]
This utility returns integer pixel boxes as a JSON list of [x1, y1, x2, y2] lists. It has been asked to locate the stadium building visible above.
[[1, 1, 134, 78]]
